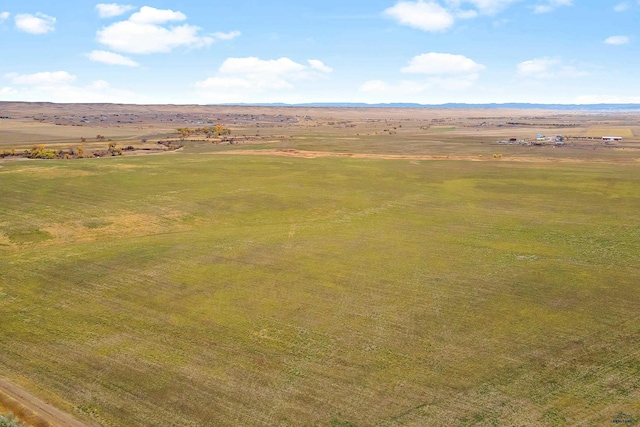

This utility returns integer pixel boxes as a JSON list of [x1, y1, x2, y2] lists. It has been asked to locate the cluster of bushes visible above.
[[27, 145, 61, 159], [1, 145, 85, 159], [157, 140, 183, 151], [176, 125, 231, 139], [0, 143, 126, 160], [108, 141, 122, 156], [0, 413, 29, 427], [28, 145, 89, 159], [87, 142, 122, 158], [0, 140, 183, 161]]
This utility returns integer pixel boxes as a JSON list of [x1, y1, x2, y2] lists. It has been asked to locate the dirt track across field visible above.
[[212, 148, 639, 163], [0, 379, 92, 427]]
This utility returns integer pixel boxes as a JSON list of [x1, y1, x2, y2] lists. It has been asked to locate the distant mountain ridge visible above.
[[222, 102, 640, 111]]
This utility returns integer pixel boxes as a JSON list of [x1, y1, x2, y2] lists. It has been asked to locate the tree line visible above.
[[176, 125, 231, 140]]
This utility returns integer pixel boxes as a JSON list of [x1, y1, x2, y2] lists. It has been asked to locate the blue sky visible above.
[[0, 1, 638, 104]]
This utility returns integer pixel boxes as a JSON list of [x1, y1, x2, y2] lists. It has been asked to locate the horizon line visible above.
[[2, 100, 640, 110]]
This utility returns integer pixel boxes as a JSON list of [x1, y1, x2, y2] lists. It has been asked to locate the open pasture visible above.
[[1, 103, 640, 426], [585, 127, 635, 139], [2, 102, 640, 158]]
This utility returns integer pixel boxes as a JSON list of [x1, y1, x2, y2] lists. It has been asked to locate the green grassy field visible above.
[[1, 144, 640, 426]]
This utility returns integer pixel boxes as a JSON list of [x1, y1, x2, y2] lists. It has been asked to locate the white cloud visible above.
[[14, 13, 56, 34], [308, 59, 333, 73], [532, 0, 572, 13], [384, 1, 455, 32], [90, 80, 111, 90], [384, 0, 529, 32], [216, 57, 330, 85], [96, 3, 135, 18], [613, 2, 631, 12], [401, 52, 485, 75], [128, 6, 186, 24], [6, 71, 76, 85], [604, 36, 630, 45], [361, 52, 484, 97], [445, 0, 521, 15], [98, 22, 213, 54], [212, 30, 241, 41], [532, 5, 552, 13], [1, 71, 148, 103], [359, 75, 479, 96], [87, 50, 140, 67], [96, 6, 217, 54], [549, 0, 572, 7], [455, 9, 479, 19], [384, 1, 573, 33], [517, 57, 586, 79], [360, 80, 390, 92], [195, 57, 332, 101], [429, 74, 480, 90], [218, 57, 305, 79], [0, 12, 9, 23], [493, 18, 511, 27], [517, 57, 560, 78]]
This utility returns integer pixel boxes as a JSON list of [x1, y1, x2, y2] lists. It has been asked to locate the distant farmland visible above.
[[1, 104, 640, 426], [585, 127, 635, 138]]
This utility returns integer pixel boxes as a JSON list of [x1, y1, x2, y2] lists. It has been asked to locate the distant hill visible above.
[[223, 102, 640, 111]]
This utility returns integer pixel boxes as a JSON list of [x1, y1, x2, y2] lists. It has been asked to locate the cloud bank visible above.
[[604, 35, 630, 45], [96, 6, 221, 54], [96, 3, 135, 18], [517, 57, 586, 79], [361, 52, 485, 98], [385, 0, 573, 32], [87, 50, 140, 67], [195, 57, 332, 102], [15, 13, 56, 34]]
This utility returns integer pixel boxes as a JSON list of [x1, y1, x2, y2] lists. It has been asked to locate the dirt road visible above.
[[0, 378, 93, 427], [211, 148, 639, 163]]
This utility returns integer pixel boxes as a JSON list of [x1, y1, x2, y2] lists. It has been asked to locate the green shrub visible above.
[[0, 413, 29, 427]]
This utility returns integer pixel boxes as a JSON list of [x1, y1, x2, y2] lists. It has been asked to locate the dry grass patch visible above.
[[0, 392, 52, 427], [41, 212, 191, 244], [585, 127, 634, 138], [0, 166, 96, 178], [0, 232, 12, 247]]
